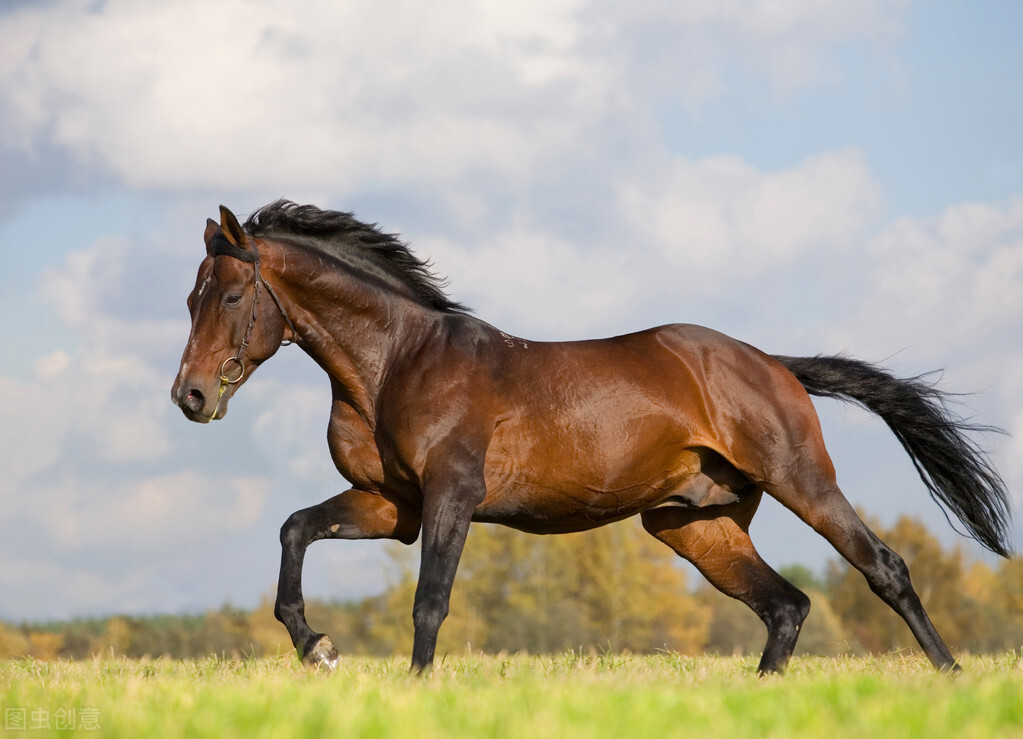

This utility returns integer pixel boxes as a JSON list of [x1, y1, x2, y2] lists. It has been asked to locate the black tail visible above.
[[773, 354, 1012, 558]]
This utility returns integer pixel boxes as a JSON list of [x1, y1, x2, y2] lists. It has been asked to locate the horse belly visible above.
[[475, 434, 719, 534]]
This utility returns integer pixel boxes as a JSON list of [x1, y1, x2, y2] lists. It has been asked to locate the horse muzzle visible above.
[[171, 378, 223, 423]]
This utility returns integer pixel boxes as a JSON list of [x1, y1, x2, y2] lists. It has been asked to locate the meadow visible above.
[[1, 652, 1021, 738]]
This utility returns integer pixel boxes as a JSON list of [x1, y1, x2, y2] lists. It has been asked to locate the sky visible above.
[[1, 0, 1021, 624]]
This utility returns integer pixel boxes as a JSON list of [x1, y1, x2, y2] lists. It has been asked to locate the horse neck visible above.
[[268, 240, 442, 418]]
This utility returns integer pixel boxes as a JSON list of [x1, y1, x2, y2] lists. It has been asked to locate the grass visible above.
[[1, 652, 1021, 738]]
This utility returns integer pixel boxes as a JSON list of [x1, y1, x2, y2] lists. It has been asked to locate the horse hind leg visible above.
[[721, 361, 959, 671], [763, 460, 958, 671], [641, 493, 811, 675]]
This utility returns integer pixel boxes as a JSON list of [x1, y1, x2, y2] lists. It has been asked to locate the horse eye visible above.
[[225, 294, 243, 307]]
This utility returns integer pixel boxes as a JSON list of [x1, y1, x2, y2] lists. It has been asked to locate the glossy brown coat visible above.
[[172, 201, 1010, 675]]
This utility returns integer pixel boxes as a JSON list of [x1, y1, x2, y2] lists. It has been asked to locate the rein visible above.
[[209, 232, 298, 418]]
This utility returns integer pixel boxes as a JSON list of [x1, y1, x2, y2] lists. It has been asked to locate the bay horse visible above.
[[171, 200, 1011, 674]]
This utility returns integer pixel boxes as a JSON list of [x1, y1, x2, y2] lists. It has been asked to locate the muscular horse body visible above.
[[172, 201, 1011, 674]]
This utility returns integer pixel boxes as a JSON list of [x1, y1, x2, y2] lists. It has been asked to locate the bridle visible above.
[[208, 231, 298, 418]]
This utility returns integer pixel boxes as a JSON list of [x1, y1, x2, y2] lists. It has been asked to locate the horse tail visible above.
[[772, 354, 1012, 558]]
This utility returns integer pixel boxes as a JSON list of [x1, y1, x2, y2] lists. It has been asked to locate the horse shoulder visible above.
[[373, 317, 507, 479], [326, 392, 386, 491]]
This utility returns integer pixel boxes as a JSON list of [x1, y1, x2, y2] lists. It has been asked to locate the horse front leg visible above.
[[275, 488, 421, 670], [410, 465, 486, 673]]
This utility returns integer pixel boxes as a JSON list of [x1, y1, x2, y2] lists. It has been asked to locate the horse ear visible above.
[[204, 218, 219, 251], [219, 205, 248, 247]]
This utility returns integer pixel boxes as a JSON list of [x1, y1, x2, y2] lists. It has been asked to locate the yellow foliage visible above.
[[0, 622, 30, 658], [28, 631, 64, 660]]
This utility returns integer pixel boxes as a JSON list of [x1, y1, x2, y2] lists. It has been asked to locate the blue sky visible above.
[[1, 0, 1021, 624]]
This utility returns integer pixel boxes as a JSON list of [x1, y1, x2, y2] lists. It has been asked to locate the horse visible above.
[[171, 200, 1011, 675]]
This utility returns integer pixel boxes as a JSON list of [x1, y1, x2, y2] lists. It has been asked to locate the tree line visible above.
[[2, 512, 1020, 661]]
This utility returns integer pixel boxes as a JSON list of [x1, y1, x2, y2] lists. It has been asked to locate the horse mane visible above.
[[243, 199, 470, 314]]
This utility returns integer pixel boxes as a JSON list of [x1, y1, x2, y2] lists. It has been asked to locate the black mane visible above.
[[243, 200, 469, 314]]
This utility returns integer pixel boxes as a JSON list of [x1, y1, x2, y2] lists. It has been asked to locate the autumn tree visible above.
[[0, 622, 30, 659], [694, 563, 850, 658], [2, 511, 1016, 661], [359, 519, 709, 656]]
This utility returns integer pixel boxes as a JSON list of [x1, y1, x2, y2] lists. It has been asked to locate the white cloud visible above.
[[0, 346, 171, 484], [585, 0, 909, 106], [0, 373, 62, 480], [251, 375, 339, 484], [424, 227, 635, 337], [40, 472, 269, 554], [615, 149, 882, 290], [415, 149, 882, 339], [4, 180, 1020, 620], [0, 0, 596, 190], [20, 302, 177, 470], [0, 0, 910, 192], [0, 555, 156, 620], [858, 197, 1023, 352], [33, 349, 71, 379], [5, 149, 1019, 622], [817, 197, 1023, 386]]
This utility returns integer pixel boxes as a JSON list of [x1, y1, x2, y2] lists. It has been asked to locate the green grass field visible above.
[[2, 652, 1021, 738]]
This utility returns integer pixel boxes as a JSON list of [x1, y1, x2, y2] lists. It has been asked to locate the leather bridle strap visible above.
[[208, 231, 298, 418]]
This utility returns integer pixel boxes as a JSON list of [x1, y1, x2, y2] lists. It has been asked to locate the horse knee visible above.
[[413, 591, 449, 631]]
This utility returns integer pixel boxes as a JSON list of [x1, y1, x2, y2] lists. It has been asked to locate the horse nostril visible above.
[[183, 389, 205, 413]]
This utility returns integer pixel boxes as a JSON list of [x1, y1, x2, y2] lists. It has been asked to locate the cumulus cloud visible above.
[[37, 232, 192, 361], [0, 0, 596, 191], [5, 172, 1020, 621], [589, 0, 909, 105], [0, 344, 173, 487], [423, 227, 636, 337], [40, 472, 270, 553], [405, 148, 882, 346], [856, 197, 1023, 354], [0, 142, 900, 621], [1, 0, 909, 195], [616, 149, 882, 279]]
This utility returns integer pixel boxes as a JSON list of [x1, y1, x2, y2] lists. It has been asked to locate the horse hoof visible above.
[[301, 635, 340, 672]]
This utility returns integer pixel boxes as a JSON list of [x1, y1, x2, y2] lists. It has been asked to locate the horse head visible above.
[[171, 205, 295, 422]]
